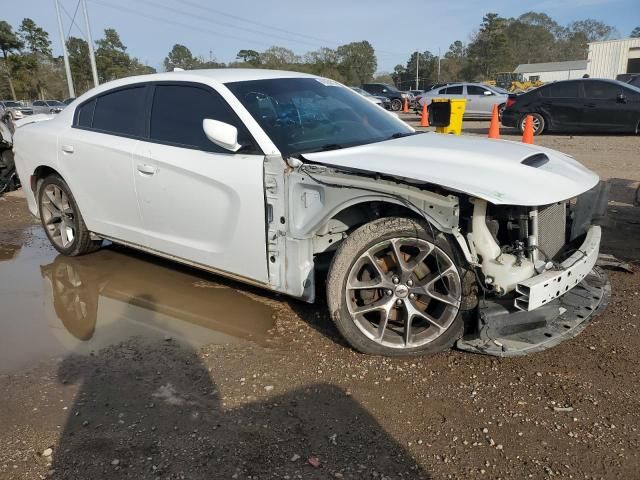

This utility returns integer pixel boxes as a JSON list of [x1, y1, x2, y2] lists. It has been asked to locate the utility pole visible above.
[[415, 51, 419, 90], [55, 0, 75, 98], [437, 47, 441, 82], [82, 0, 99, 87]]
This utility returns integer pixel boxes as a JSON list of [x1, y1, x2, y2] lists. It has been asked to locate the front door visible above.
[[465, 85, 496, 117], [582, 81, 636, 131], [133, 82, 269, 283]]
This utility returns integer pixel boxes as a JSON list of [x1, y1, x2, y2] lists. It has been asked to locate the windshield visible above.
[[47, 100, 64, 106], [2, 101, 21, 107], [226, 78, 413, 155]]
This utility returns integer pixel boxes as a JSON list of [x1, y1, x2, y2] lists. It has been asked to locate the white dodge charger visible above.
[[13, 69, 608, 356]]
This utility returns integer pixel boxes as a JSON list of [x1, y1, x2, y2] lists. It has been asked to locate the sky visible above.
[[5, 0, 640, 73]]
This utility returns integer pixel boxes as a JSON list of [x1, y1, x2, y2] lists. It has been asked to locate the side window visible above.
[[92, 86, 146, 137], [467, 85, 489, 96], [149, 84, 256, 153], [584, 81, 622, 99], [437, 87, 447, 94], [75, 98, 96, 128], [540, 82, 579, 98], [33, 101, 44, 106], [445, 85, 463, 95]]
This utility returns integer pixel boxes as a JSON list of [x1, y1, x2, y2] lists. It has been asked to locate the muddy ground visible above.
[[1, 124, 639, 480]]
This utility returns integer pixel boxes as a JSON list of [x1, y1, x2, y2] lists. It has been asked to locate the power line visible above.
[[88, 0, 276, 49], [65, 0, 83, 39]]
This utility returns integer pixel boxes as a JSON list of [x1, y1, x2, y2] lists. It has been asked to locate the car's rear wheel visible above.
[[519, 113, 545, 135], [326, 217, 464, 356], [390, 98, 403, 111], [38, 174, 100, 256]]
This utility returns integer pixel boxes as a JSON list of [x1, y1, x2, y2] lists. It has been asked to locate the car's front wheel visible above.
[[38, 174, 101, 256], [327, 217, 464, 356], [390, 98, 403, 111]]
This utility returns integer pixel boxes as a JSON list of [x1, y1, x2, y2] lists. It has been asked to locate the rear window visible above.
[[445, 85, 463, 95], [92, 86, 146, 137], [539, 82, 579, 98], [75, 98, 96, 128]]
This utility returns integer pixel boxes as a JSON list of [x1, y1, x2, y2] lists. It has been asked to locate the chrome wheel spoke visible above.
[[353, 296, 394, 316]]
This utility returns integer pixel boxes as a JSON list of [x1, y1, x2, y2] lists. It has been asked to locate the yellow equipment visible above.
[[431, 98, 466, 135]]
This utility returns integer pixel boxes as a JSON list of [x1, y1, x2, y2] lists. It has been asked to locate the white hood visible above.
[[303, 133, 599, 206]]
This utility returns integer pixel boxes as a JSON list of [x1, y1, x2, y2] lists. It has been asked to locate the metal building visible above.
[[513, 60, 588, 82], [587, 37, 640, 79]]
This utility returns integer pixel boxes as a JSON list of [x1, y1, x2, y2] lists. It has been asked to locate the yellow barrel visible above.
[[433, 98, 467, 135]]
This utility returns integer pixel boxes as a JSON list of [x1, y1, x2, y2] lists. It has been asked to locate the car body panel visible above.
[[303, 132, 598, 206], [131, 140, 269, 283]]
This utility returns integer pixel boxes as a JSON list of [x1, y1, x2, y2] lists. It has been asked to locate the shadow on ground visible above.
[[50, 315, 430, 479]]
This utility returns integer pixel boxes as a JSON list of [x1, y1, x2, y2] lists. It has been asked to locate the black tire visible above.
[[37, 174, 101, 256], [519, 113, 545, 135], [498, 103, 506, 120], [390, 98, 403, 111], [326, 217, 465, 356]]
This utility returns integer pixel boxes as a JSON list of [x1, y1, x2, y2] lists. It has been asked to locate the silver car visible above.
[[418, 83, 508, 119], [0, 100, 33, 120], [30, 100, 66, 114]]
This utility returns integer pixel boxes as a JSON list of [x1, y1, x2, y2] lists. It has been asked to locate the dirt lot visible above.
[[1, 123, 639, 480]]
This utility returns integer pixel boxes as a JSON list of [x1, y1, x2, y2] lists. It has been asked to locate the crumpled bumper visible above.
[[515, 226, 601, 311]]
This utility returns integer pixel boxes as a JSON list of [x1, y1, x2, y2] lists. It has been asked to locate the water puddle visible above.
[[0, 227, 275, 374]]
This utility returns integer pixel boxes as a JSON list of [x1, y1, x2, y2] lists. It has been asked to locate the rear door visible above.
[[58, 85, 147, 246], [132, 82, 269, 283], [582, 81, 636, 131], [537, 81, 583, 131]]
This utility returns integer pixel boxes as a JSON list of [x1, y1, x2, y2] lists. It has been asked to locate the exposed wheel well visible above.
[[32, 165, 62, 192]]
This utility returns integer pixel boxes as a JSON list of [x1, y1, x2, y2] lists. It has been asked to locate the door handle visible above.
[[61, 144, 74, 154], [137, 164, 157, 175]]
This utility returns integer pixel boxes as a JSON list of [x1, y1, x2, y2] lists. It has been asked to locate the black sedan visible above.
[[501, 78, 640, 135]]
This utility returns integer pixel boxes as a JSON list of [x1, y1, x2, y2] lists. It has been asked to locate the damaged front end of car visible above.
[[278, 153, 609, 357], [457, 183, 610, 356]]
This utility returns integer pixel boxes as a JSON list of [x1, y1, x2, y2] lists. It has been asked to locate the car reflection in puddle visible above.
[[0, 227, 275, 373]]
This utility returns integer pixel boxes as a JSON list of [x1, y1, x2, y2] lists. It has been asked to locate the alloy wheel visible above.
[[345, 238, 461, 349], [41, 184, 76, 249]]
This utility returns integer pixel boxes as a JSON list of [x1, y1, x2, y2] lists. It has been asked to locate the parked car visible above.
[[501, 78, 640, 135], [0, 100, 33, 120], [350, 87, 390, 109], [31, 100, 66, 114], [418, 82, 509, 119], [361, 83, 409, 111], [13, 69, 605, 356]]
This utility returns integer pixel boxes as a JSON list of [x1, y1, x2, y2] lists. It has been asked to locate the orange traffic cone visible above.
[[403, 97, 409, 113], [488, 104, 500, 139], [522, 115, 534, 144], [420, 102, 429, 127]]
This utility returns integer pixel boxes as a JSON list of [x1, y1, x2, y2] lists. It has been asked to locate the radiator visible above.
[[537, 202, 567, 260]]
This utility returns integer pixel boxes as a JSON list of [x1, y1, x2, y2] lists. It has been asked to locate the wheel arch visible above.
[[30, 165, 65, 215]]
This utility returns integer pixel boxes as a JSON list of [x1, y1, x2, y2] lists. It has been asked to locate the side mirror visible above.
[[202, 119, 242, 152], [616, 93, 626, 103], [483, 90, 493, 96]]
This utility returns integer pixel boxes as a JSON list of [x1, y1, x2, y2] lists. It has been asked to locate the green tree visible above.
[[466, 13, 510, 79], [66, 36, 93, 95], [95, 28, 153, 82], [236, 49, 261, 65], [632, 26, 640, 38], [0, 20, 23, 100], [260, 46, 298, 68], [18, 18, 52, 99], [336, 40, 376, 85], [164, 44, 197, 71]]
